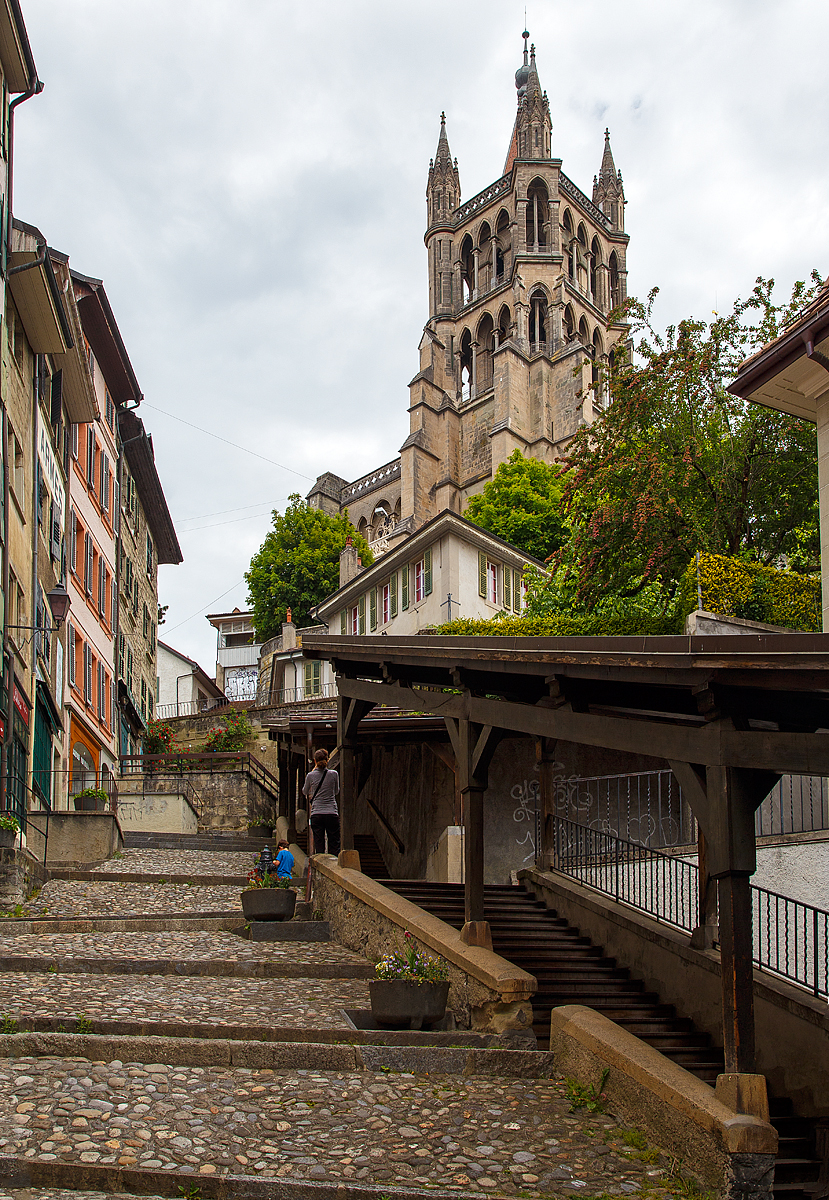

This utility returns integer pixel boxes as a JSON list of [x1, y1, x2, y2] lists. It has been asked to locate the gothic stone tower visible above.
[[397, 34, 630, 535]]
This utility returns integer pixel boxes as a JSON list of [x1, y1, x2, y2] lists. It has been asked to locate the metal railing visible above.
[[552, 816, 829, 1000], [119, 751, 280, 803], [117, 771, 204, 820], [155, 697, 229, 720], [556, 768, 829, 848], [259, 681, 338, 708]]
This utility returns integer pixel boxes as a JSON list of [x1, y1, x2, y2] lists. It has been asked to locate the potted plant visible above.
[[241, 861, 297, 921], [370, 931, 451, 1030], [0, 813, 20, 849], [73, 786, 108, 812]]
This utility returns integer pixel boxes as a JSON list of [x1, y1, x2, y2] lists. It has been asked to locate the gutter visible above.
[[728, 302, 829, 399]]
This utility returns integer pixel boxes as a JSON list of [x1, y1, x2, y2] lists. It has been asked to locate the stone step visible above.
[[49, 869, 252, 886], [0, 954, 373, 980], [0, 914, 246, 934]]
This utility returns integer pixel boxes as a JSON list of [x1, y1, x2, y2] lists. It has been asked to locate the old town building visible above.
[[307, 33, 629, 557]]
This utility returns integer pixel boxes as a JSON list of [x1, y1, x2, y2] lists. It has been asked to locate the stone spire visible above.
[[427, 111, 460, 227], [592, 128, 625, 232], [513, 36, 551, 163]]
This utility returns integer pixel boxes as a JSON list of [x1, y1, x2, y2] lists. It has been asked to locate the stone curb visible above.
[[0, 1016, 512, 1048], [47, 870, 250, 885], [0, 1030, 555, 1076], [0, 956, 373, 979], [0, 1155, 468, 1200], [0, 914, 246, 934]]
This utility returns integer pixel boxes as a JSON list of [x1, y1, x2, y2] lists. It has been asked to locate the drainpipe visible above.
[[6, 76, 44, 264]]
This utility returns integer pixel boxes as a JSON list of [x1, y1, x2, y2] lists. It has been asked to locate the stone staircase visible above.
[[381, 879, 823, 1200]]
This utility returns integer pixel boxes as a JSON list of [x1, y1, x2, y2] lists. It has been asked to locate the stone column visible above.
[[532, 194, 539, 251], [473, 248, 479, 299], [490, 236, 499, 287], [471, 340, 478, 398]]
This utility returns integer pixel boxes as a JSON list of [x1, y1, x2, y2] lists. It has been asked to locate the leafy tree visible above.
[[464, 449, 567, 560], [560, 274, 823, 600], [246, 495, 373, 638]]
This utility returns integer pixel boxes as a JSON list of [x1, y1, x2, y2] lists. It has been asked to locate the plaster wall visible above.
[[40, 812, 124, 865], [117, 790, 199, 835], [753, 837, 829, 911], [157, 644, 217, 712]]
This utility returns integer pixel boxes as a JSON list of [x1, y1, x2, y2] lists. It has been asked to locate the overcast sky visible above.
[[12, 0, 829, 672]]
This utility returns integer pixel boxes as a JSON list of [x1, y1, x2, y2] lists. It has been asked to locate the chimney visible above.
[[282, 608, 297, 650], [339, 536, 360, 587]]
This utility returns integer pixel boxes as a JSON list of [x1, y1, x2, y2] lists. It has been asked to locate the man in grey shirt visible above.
[[302, 747, 340, 856]]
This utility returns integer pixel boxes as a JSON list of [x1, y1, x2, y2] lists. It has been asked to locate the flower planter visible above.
[[0, 829, 17, 849], [369, 979, 450, 1030], [241, 888, 297, 922], [73, 796, 107, 812]]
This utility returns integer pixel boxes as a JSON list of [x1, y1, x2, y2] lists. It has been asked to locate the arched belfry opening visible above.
[[526, 179, 548, 252], [497, 303, 511, 346], [476, 313, 495, 391], [461, 235, 475, 304], [562, 209, 574, 281], [478, 221, 492, 293], [459, 328, 473, 402], [495, 209, 511, 283], [529, 289, 548, 350]]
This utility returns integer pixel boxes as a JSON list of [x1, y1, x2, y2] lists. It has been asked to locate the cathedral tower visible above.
[[396, 32, 631, 533]]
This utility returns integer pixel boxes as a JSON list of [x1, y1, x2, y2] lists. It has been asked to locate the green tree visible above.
[[464, 449, 567, 560], [246, 495, 373, 638], [560, 274, 823, 600]]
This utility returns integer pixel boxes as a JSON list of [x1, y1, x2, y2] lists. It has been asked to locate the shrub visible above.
[[203, 710, 253, 753], [678, 553, 820, 632], [145, 720, 176, 755]]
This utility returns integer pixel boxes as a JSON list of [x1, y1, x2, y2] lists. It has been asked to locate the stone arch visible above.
[[592, 328, 605, 400], [459, 327, 473, 401], [495, 208, 511, 281], [526, 178, 549, 249], [497, 303, 512, 344], [529, 288, 549, 348], [460, 234, 475, 304], [476, 312, 495, 390], [609, 251, 621, 310], [370, 499, 396, 542], [562, 208, 574, 280], [478, 220, 493, 290], [590, 236, 602, 302], [563, 304, 576, 342], [578, 315, 590, 346]]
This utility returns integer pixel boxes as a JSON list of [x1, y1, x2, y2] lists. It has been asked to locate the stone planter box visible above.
[[241, 887, 297, 922], [369, 979, 450, 1030], [73, 796, 107, 812], [0, 829, 17, 849]]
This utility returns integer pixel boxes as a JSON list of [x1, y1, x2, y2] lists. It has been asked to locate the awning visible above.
[[8, 251, 72, 355]]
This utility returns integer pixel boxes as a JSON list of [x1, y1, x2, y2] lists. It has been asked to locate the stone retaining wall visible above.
[[312, 855, 536, 1041], [0, 848, 48, 907]]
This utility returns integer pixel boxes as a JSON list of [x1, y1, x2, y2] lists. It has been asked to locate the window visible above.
[[401, 564, 409, 611], [71, 424, 78, 460], [70, 512, 77, 572], [142, 604, 149, 639], [340, 609, 347, 635], [146, 532, 153, 576], [487, 560, 498, 604], [85, 533, 93, 596], [86, 427, 95, 487], [68, 624, 76, 686], [83, 643, 93, 704], [369, 587, 377, 632], [304, 659, 322, 697], [124, 556, 134, 598], [10, 428, 23, 502], [358, 594, 366, 635], [98, 558, 106, 617], [350, 605, 358, 635], [389, 572, 398, 619], [101, 453, 110, 515], [477, 551, 500, 604], [382, 583, 390, 626], [413, 548, 433, 604]]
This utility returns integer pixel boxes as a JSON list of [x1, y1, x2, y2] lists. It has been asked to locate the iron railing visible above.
[[555, 768, 829, 848], [552, 816, 829, 1001], [119, 751, 279, 803], [155, 697, 229, 719]]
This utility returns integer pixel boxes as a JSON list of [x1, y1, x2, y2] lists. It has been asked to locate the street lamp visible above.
[[46, 584, 71, 629]]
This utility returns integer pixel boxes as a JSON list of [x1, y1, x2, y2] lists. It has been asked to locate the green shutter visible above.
[[402, 565, 409, 611], [358, 593, 366, 634], [304, 661, 312, 695], [424, 548, 432, 596], [504, 564, 511, 610], [340, 608, 347, 635], [370, 587, 377, 631], [513, 569, 521, 612], [390, 572, 398, 618], [313, 660, 321, 694], [478, 552, 487, 598]]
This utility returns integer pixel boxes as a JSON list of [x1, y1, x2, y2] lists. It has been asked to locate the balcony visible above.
[[217, 644, 262, 669]]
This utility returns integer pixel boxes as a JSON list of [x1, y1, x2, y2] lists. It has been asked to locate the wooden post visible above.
[[718, 872, 756, 1073], [277, 747, 289, 823], [445, 716, 501, 949], [690, 829, 718, 949], [536, 737, 558, 871], [336, 694, 374, 864]]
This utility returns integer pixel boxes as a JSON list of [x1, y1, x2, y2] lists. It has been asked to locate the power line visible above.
[[162, 579, 247, 636], [142, 402, 314, 481], [179, 510, 275, 534], [178, 500, 277, 524]]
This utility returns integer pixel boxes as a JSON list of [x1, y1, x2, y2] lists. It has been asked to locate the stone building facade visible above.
[[307, 33, 629, 552]]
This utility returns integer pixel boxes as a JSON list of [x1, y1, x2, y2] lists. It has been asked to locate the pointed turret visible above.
[[512, 36, 551, 163], [427, 112, 460, 228], [592, 128, 625, 231]]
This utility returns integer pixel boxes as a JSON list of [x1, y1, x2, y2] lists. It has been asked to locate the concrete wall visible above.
[[117, 789, 199, 835], [753, 835, 829, 910], [40, 812, 124, 866], [521, 866, 829, 1119]]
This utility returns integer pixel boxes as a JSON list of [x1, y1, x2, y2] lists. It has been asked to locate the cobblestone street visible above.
[[0, 847, 689, 1198]]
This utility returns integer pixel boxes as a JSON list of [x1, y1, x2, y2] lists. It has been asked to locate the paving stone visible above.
[[91, 848, 259, 875], [18, 880, 244, 919], [0, 1056, 682, 1196], [0, 971, 367, 1029]]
